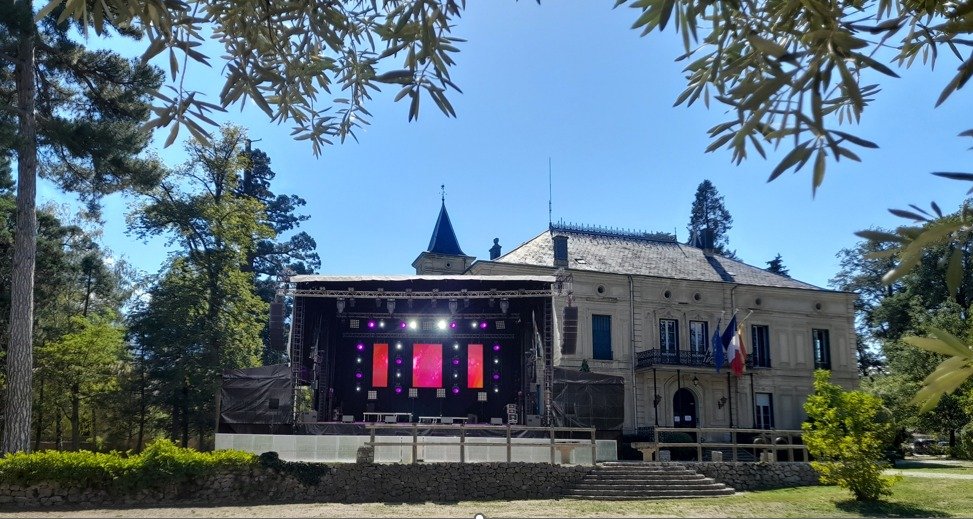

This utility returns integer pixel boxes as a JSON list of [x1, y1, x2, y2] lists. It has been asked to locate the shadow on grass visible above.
[[894, 461, 965, 470], [835, 499, 950, 517]]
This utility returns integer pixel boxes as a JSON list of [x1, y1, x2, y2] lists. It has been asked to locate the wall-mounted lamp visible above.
[[499, 298, 510, 314], [653, 394, 662, 407], [717, 396, 728, 409], [692, 375, 700, 387], [336, 298, 346, 314]]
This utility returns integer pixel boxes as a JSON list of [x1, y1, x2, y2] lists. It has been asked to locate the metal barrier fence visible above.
[[364, 423, 598, 465], [635, 426, 807, 462]]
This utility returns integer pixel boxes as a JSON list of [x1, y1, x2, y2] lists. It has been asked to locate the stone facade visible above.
[[672, 462, 819, 491], [469, 226, 858, 434], [0, 462, 590, 509]]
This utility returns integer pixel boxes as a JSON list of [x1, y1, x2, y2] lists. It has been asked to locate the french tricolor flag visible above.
[[721, 316, 747, 376]]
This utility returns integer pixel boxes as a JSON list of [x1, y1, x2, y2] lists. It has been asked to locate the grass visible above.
[[3, 475, 971, 518], [892, 466, 973, 475]]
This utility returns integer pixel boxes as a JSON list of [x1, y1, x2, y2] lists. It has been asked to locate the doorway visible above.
[[672, 388, 697, 428]]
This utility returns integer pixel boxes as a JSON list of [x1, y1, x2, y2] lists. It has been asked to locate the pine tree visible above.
[[687, 180, 735, 257], [1, 4, 162, 453], [766, 254, 790, 277]]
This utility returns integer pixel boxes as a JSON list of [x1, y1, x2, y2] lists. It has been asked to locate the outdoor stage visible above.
[[217, 274, 621, 463]]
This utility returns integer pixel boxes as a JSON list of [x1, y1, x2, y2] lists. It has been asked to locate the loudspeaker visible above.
[[562, 306, 578, 355], [269, 302, 285, 352]]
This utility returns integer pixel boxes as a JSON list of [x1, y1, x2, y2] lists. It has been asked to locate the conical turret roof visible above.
[[427, 202, 465, 255]]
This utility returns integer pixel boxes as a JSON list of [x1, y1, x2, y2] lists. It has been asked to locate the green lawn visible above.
[[892, 465, 973, 475], [4, 476, 970, 518]]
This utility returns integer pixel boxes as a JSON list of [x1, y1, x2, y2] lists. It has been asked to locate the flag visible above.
[[728, 322, 747, 376], [712, 318, 724, 372]]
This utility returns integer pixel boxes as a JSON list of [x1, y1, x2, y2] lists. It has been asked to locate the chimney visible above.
[[489, 238, 502, 260], [699, 228, 716, 255], [553, 235, 569, 267]]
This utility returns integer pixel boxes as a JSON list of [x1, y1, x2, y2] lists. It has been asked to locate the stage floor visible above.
[[216, 432, 618, 464]]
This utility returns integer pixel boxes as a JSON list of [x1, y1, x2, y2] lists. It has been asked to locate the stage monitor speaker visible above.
[[269, 302, 285, 353], [562, 306, 579, 355], [341, 415, 355, 423]]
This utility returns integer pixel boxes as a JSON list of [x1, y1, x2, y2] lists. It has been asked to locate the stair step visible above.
[[563, 463, 735, 500], [564, 492, 733, 501]]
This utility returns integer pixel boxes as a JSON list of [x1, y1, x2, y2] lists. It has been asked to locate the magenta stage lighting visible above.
[[492, 371, 500, 381], [356, 343, 365, 351], [450, 321, 457, 329], [400, 320, 407, 329], [355, 371, 363, 379], [451, 385, 460, 395], [452, 357, 460, 366], [367, 320, 376, 329], [480, 321, 488, 329], [395, 385, 403, 394], [492, 344, 501, 352], [395, 356, 403, 365]]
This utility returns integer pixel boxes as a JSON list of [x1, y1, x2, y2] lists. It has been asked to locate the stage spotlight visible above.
[[356, 357, 362, 364], [356, 343, 365, 351], [453, 342, 460, 350], [479, 321, 488, 329], [492, 344, 501, 352], [355, 371, 363, 379], [499, 298, 509, 314], [337, 298, 346, 314], [448, 299, 459, 314], [400, 321, 407, 329], [470, 321, 479, 329], [493, 358, 499, 365], [395, 385, 403, 394], [356, 385, 361, 392], [395, 356, 403, 365], [396, 371, 401, 378], [436, 319, 447, 330], [452, 385, 460, 395], [452, 357, 460, 366], [493, 386, 499, 393], [450, 321, 457, 329], [408, 320, 418, 330], [367, 320, 376, 329], [379, 320, 385, 328], [395, 342, 402, 350], [453, 372, 458, 379], [492, 371, 500, 381]]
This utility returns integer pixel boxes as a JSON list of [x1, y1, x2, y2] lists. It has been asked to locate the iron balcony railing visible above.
[[636, 349, 764, 370]]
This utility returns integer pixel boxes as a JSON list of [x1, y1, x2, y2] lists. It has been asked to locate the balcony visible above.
[[636, 349, 763, 370]]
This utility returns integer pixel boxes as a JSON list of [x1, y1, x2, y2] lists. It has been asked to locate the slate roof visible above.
[[492, 228, 822, 290], [426, 202, 465, 255]]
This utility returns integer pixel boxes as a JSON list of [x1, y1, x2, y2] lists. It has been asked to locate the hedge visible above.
[[0, 439, 257, 491]]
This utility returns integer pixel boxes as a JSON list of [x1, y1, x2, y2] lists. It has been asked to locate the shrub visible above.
[[803, 370, 900, 501], [258, 451, 331, 486], [0, 439, 256, 491]]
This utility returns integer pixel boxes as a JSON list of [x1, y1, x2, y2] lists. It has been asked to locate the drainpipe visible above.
[[628, 275, 638, 435]]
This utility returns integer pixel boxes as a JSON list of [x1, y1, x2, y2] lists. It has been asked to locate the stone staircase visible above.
[[564, 462, 735, 500]]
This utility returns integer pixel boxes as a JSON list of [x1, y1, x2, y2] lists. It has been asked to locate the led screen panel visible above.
[[412, 343, 443, 388], [467, 343, 484, 389], [372, 343, 389, 387]]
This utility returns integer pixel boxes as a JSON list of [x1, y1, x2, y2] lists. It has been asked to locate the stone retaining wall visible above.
[[0, 462, 590, 509], [670, 461, 819, 491]]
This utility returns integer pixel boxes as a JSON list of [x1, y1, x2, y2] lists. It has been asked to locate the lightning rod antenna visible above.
[[548, 157, 552, 227]]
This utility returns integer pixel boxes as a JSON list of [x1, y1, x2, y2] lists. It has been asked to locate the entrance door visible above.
[[672, 388, 697, 428]]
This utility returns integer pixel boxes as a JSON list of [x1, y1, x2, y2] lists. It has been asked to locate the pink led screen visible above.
[[372, 343, 389, 387], [467, 344, 484, 388], [412, 343, 443, 388]]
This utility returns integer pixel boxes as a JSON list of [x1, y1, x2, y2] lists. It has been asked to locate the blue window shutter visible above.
[[592, 315, 612, 360]]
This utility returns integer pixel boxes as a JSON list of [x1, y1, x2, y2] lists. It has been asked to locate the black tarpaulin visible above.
[[551, 367, 625, 430], [220, 364, 293, 425]]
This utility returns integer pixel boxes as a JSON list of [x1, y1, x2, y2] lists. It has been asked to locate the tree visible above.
[[1, 3, 163, 453], [687, 180, 734, 257], [129, 127, 273, 446], [803, 370, 899, 501], [236, 143, 320, 364], [765, 254, 789, 277], [5, 0, 465, 454]]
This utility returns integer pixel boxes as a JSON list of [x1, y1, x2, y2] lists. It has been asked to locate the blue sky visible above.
[[43, 2, 973, 289]]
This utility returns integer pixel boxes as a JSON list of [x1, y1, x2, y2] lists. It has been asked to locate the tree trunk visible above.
[[54, 408, 62, 451], [70, 383, 80, 450], [34, 375, 44, 451], [90, 404, 97, 451], [181, 380, 190, 448], [2, 2, 39, 455]]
